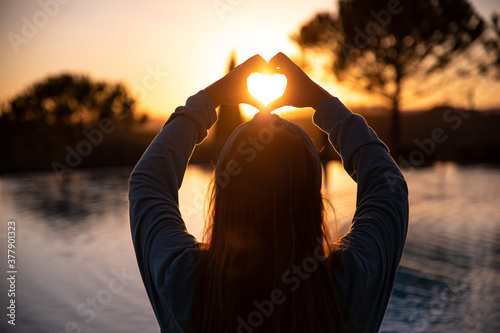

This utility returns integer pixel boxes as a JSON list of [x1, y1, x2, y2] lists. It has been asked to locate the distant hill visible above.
[[192, 106, 500, 167], [2, 107, 499, 175]]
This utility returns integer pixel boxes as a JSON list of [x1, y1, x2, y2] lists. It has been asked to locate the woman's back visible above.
[[192, 114, 349, 332]]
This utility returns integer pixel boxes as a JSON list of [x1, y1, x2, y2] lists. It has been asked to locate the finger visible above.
[[269, 52, 297, 74], [269, 67, 285, 75], [242, 92, 266, 112], [269, 52, 288, 66], [239, 54, 264, 67], [265, 95, 287, 113], [240, 54, 268, 74]]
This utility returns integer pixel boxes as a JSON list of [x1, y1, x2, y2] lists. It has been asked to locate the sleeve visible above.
[[313, 97, 409, 332], [128, 90, 217, 331]]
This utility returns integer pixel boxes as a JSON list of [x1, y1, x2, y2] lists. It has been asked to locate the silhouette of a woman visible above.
[[129, 53, 408, 332]]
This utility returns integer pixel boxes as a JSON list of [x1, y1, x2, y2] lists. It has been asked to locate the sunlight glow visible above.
[[241, 104, 293, 119], [247, 73, 287, 107]]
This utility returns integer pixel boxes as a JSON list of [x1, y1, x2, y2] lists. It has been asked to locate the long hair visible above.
[[192, 113, 348, 332]]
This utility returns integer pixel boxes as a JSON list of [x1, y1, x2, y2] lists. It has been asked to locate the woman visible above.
[[129, 53, 408, 332]]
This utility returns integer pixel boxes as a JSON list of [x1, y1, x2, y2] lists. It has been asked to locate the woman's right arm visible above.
[[313, 97, 408, 332], [268, 52, 409, 332], [313, 97, 408, 331]]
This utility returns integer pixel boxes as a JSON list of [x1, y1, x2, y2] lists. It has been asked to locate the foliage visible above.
[[294, 0, 491, 144], [0, 73, 148, 173], [484, 12, 500, 78], [1, 73, 145, 129]]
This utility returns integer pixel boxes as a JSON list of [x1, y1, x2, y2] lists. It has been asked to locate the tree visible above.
[[1, 73, 145, 129], [212, 52, 244, 156], [294, 0, 488, 146], [484, 12, 500, 78], [0, 73, 147, 172]]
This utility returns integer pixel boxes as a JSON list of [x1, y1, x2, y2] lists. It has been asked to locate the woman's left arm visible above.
[[128, 54, 267, 329], [130, 54, 267, 273], [129, 90, 216, 295]]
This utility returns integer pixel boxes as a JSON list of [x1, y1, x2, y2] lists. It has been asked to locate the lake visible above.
[[0, 162, 499, 332]]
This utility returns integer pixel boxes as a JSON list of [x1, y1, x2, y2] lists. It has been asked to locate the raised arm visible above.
[[129, 89, 216, 329], [267, 52, 409, 332], [129, 54, 268, 330], [313, 97, 408, 331]]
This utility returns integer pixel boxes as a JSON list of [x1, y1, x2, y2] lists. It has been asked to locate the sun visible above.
[[247, 73, 287, 107]]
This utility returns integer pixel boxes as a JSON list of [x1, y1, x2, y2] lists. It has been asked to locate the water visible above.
[[0, 162, 499, 332]]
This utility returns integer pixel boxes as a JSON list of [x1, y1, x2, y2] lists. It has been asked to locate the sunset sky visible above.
[[1, 0, 500, 119]]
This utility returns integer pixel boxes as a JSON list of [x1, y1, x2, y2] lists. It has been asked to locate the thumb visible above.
[[243, 92, 266, 112], [265, 95, 287, 113]]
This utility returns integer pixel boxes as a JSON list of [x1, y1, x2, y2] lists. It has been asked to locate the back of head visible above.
[[193, 113, 347, 332], [212, 113, 324, 265]]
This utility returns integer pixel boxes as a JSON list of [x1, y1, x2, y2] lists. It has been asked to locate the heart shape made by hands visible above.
[[247, 73, 287, 107]]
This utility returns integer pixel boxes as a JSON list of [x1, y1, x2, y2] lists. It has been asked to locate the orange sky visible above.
[[1, 0, 499, 120]]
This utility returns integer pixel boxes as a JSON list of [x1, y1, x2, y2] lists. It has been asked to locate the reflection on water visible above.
[[383, 163, 500, 332], [0, 162, 499, 332]]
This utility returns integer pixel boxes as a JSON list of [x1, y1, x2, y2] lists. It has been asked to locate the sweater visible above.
[[129, 90, 409, 332]]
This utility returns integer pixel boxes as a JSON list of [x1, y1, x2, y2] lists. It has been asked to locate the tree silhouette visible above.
[[0, 73, 147, 173], [484, 12, 500, 78], [212, 52, 244, 156], [294, 0, 489, 146], [1, 73, 145, 129]]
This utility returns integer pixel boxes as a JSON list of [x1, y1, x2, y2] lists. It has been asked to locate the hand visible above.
[[205, 54, 268, 111], [266, 52, 332, 112]]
